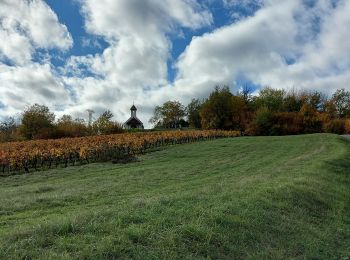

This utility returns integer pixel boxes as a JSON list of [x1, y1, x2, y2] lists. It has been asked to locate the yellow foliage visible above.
[[345, 119, 350, 134], [0, 130, 240, 170]]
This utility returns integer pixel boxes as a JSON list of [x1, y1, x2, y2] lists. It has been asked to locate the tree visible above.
[[253, 87, 285, 112], [200, 86, 235, 130], [55, 115, 89, 138], [187, 99, 202, 129], [149, 101, 187, 128], [324, 119, 346, 134], [231, 95, 248, 131], [324, 100, 337, 119], [307, 91, 326, 112], [238, 85, 253, 105], [331, 89, 350, 118], [299, 104, 324, 133], [20, 104, 55, 139], [93, 110, 123, 135], [0, 117, 18, 142], [283, 89, 304, 112], [271, 112, 303, 135], [248, 107, 274, 135]]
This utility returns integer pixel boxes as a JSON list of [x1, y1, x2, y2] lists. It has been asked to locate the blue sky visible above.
[[0, 0, 349, 126], [44, 0, 253, 82], [43, 0, 266, 83], [45, 0, 107, 62]]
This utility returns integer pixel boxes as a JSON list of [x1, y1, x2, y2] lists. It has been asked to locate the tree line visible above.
[[1, 86, 350, 142], [0, 105, 123, 142], [149, 86, 350, 135]]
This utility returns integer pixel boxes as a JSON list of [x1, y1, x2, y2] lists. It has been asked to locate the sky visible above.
[[0, 0, 350, 128]]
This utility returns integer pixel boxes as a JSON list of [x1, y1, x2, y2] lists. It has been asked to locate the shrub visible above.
[[344, 119, 350, 134], [247, 107, 274, 136], [299, 104, 324, 133], [55, 116, 89, 138], [271, 112, 303, 135], [324, 119, 346, 134]]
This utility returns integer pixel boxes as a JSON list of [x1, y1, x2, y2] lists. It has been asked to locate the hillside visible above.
[[0, 134, 349, 259]]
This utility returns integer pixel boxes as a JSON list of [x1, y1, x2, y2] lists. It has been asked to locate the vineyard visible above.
[[0, 130, 240, 174]]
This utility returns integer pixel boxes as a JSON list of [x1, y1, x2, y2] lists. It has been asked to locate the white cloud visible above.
[[0, 0, 73, 64], [252, 0, 350, 93], [81, 0, 212, 39], [60, 0, 213, 125], [81, 37, 103, 49], [173, 1, 299, 95], [0, 0, 73, 118], [172, 0, 350, 99], [1, 0, 350, 128], [54, 0, 350, 126], [0, 29, 33, 65], [76, 0, 213, 89], [0, 63, 71, 118]]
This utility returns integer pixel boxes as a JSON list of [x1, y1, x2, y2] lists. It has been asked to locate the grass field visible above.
[[0, 134, 349, 259]]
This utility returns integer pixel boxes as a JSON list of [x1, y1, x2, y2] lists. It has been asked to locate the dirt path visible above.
[[342, 135, 350, 142]]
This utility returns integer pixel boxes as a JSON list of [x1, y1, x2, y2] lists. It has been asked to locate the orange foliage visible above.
[[0, 130, 240, 173], [345, 119, 350, 134]]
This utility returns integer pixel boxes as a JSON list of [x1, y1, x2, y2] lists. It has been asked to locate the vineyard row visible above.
[[0, 130, 240, 175]]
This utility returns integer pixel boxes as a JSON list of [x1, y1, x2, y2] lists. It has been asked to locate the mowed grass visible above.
[[0, 134, 349, 259]]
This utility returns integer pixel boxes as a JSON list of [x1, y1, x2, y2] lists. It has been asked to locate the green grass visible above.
[[0, 134, 349, 259]]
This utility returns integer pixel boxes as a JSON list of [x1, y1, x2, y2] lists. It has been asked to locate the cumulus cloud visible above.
[[0, 29, 33, 65], [172, 0, 350, 98], [61, 0, 213, 124], [76, 0, 213, 88], [1, 0, 350, 127], [254, 0, 350, 93], [43, 0, 350, 126], [0, 63, 71, 118], [81, 0, 212, 38], [0, 0, 73, 118], [0, 0, 73, 64]]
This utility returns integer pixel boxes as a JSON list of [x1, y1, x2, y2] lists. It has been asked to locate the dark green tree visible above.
[[253, 87, 285, 112], [283, 89, 303, 112], [249, 107, 274, 136], [187, 98, 202, 129], [20, 104, 55, 139], [307, 91, 326, 112], [200, 86, 234, 130]]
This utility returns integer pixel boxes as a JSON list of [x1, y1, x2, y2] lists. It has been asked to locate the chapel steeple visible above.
[[130, 104, 137, 117]]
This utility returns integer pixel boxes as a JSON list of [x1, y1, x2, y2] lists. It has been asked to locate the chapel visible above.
[[124, 104, 144, 129]]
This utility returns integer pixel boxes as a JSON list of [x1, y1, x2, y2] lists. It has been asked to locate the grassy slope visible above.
[[0, 134, 349, 259]]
